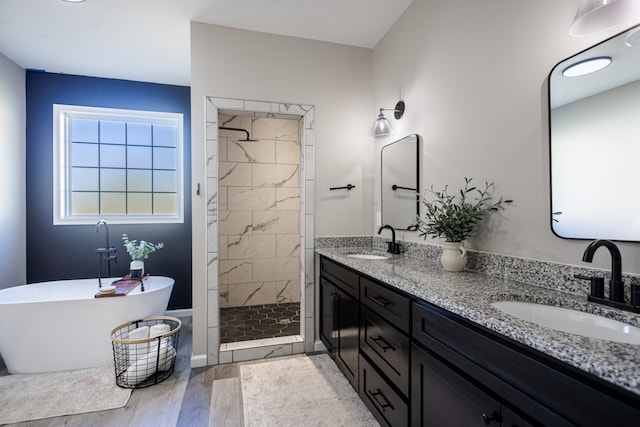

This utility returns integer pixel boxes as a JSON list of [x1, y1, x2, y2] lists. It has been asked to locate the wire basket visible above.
[[111, 316, 181, 389]]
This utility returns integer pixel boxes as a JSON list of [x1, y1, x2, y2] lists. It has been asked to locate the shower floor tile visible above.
[[220, 303, 301, 343]]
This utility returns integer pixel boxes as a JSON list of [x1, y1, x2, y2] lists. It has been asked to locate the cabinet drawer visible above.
[[360, 307, 410, 397], [320, 257, 359, 298], [360, 277, 410, 332], [359, 355, 408, 427]]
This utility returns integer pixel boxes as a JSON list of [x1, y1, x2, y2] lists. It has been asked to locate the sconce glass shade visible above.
[[371, 101, 405, 139], [371, 111, 393, 139], [570, 0, 626, 36]]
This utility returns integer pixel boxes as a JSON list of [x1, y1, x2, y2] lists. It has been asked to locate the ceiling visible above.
[[0, 0, 414, 87]]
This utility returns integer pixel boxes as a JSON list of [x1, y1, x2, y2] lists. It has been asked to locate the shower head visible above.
[[219, 126, 258, 142]]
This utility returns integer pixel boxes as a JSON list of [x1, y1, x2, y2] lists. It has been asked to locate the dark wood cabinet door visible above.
[[411, 343, 501, 427], [319, 277, 338, 353], [320, 269, 359, 392], [337, 286, 359, 391]]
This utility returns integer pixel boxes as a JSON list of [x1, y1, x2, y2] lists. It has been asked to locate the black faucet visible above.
[[95, 220, 117, 287], [581, 239, 624, 303], [378, 224, 401, 254]]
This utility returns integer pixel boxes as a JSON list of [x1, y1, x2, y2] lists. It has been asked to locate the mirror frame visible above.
[[381, 134, 420, 230]]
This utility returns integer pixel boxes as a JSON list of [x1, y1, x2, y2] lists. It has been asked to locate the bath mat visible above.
[[0, 365, 131, 424], [240, 354, 379, 427]]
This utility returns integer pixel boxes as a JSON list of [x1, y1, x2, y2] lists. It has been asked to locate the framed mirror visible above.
[[381, 134, 420, 230], [549, 24, 640, 241]]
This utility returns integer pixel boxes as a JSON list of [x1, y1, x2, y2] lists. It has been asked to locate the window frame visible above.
[[53, 104, 184, 225]]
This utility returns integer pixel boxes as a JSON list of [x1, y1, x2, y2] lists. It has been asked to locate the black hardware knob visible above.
[[481, 413, 492, 425]]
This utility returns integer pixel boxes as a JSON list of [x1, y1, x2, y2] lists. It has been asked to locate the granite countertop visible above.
[[316, 247, 640, 397]]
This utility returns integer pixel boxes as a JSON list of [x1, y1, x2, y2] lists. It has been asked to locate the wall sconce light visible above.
[[570, 0, 628, 36], [371, 101, 405, 139]]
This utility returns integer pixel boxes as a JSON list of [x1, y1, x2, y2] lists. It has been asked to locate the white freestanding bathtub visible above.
[[0, 276, 174, 374]]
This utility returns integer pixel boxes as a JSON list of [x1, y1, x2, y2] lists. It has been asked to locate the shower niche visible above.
[[203, 97, 315, 365]]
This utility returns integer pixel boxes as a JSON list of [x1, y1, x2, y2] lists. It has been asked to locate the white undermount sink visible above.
[[491, 301, 640, 345], [346, 253, 390, 260]]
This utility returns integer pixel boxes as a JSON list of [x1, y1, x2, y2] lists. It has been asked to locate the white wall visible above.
[[190, 23, 374, 359], [372, 0, 640, 273], [0, 53, 26, 288]]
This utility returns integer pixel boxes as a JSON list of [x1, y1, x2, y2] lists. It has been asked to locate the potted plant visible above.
[[416, 177, 512, 271], [122, 234, 164, 278]]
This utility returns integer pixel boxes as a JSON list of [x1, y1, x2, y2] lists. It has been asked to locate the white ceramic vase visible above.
[[130, 260, 144, 279], [440, 242, 467, 272]]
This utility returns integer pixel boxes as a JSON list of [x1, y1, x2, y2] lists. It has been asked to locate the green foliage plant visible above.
[[416, 177, 512, 242], [122, 233, 164, 261]]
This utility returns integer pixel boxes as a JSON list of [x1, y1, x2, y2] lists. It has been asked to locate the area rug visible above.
[[240, 354, 379, 427], [0, 365, 131, 424]]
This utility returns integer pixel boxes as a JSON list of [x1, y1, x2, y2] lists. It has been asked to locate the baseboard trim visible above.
[[190, 353, 207, 368]]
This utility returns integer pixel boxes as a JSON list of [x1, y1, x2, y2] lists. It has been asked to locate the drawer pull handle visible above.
[[371, 295, 392, 308], [368, 388, 394, 413], [371, 335, 394, 352]]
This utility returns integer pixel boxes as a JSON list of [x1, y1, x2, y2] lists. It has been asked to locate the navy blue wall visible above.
[[26, 71, 192, 310]]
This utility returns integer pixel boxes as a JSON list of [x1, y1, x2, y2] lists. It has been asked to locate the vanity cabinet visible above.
[[319, 258, 360, 391], [318, 255, 640, 427], [319, 256, 410, 426]]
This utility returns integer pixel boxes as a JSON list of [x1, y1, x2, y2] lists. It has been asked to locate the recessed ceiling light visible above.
[[562, 57, 612, 77], [62, 0, 86, 3]]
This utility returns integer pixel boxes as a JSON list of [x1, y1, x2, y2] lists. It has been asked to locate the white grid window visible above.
[[53, 105, 184, 224]]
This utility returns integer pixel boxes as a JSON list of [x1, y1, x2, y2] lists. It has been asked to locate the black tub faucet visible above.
[[378, 224, 401, 254], [581, 239, 624, 303], [95, 220, 117, 288]]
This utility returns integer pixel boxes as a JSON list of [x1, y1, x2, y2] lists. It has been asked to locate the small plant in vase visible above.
[[122, 234, 164, 278], [416, 177, 512, 271]]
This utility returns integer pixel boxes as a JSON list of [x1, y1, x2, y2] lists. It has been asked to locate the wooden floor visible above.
[[1, 316, 282, 427]]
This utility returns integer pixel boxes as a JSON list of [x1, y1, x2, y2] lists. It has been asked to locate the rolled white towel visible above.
[[124, 340, 177, 385], [158, 342, 177, 371], [149, 323, 170, 338], [127, 326, 150, 361], [127, 325, 149, 340]]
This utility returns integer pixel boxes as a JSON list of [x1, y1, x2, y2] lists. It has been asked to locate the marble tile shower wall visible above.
[[218, 114, 301, 307]]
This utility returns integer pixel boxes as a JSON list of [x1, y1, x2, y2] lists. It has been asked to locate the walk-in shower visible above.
[[217, 112, 302, 345], [199, 96, 315, 367]]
